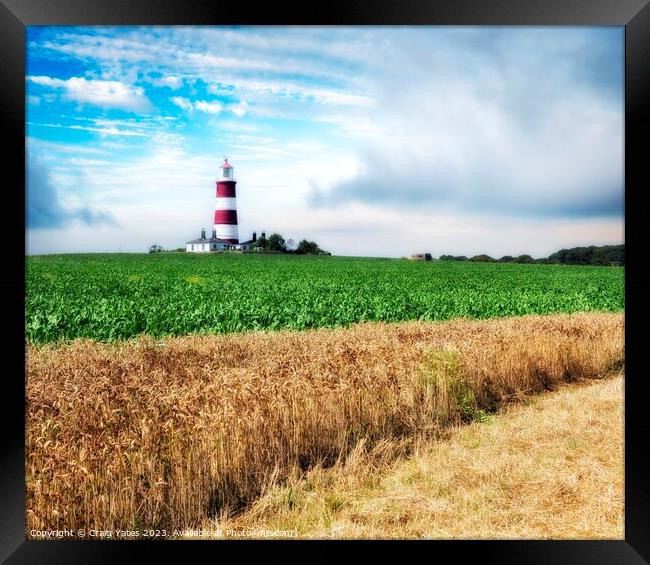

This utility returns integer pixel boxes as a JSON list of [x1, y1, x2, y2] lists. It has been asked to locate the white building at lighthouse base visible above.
[[185, 229, 258, 253]]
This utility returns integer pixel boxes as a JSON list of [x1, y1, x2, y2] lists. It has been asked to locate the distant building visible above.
[[186, 228, 238, 252], [410, 253, 432, 261], [186, 229, 260, 253], [239, 231, 257, 251]]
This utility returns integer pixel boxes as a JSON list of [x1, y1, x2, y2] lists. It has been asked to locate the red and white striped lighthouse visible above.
[[214, 158, 239, 244]]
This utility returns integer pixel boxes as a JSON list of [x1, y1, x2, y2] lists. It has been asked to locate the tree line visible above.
[[250, 233, 330, 255], [149, 234, 330, 255], [439, 244, 624, 266]]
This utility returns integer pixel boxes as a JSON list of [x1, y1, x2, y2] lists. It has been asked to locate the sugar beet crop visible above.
[[26, 254, 624, 344]]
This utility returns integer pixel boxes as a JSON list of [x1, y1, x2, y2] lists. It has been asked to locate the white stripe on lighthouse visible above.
[[215, 197, 237, 210], [215, 224, 239, 240]]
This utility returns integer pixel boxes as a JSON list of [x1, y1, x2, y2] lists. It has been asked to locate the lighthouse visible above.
[[186, 157, 258, 252], [214, 158, 239, 244]]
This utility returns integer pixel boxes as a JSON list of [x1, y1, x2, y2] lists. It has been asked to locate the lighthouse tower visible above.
[[214, 158, 239, 244]]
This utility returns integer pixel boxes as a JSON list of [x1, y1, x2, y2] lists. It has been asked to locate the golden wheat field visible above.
[[26, 312, 624, 538]]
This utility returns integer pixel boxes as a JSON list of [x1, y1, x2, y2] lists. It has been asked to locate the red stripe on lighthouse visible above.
[[214, 209, 238, 225], [216, 181, 237, 198]]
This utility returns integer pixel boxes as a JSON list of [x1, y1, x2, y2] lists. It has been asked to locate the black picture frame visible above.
[[3, 1, 648, 562]]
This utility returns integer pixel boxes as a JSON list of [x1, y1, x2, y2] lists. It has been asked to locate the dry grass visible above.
[[213, 374, 623, 539], [26, 312, 624, 535]]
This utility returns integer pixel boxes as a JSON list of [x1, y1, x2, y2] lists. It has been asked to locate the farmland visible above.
[[26, 312, 624, 534], [25, 253, 625, 537], [26, 253, 624, 344]]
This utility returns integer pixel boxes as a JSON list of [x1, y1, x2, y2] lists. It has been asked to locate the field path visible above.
[[213, 374, 624, 539]]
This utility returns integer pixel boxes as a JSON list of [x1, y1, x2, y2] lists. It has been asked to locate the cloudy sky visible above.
[[26, 26, 624, 257]]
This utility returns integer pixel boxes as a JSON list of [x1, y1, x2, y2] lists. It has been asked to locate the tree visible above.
[[252, 234, 268, 251], [249, 234, 329, 255], [148, 244, 163, 253], [296, 240, 320, 255], [439, 255, 468, 261], [267, 233, 287, 252], [548, 245, 624, 266], [514, 254, 534, 263], [470, 254, 496, 262]]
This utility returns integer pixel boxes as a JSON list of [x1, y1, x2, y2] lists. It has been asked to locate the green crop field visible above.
[[25, 253, 624, 344]]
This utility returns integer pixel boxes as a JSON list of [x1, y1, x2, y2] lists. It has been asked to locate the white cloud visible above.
[[27, 75, 151, 111], [28, 75, 63, 87], [65, 158, 111, 166], [312, 32, 624, 222], [229, 101, 248, 117], [30, 29, 375, 125], [39, 34, 161, 64], [195, 100, 222, 114], [218, 77, 373, 108], [153, 75, 183, 89], [29, 121, 152, 138], [171, 97, 223, 114], [37, 29, 355, 80], [171, 96, 193, 112]]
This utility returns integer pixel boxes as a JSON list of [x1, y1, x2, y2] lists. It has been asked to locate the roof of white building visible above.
[[186, 236, 234, 244]]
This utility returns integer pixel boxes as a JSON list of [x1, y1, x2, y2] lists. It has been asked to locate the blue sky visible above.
[[26, 26, 624, 257]]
